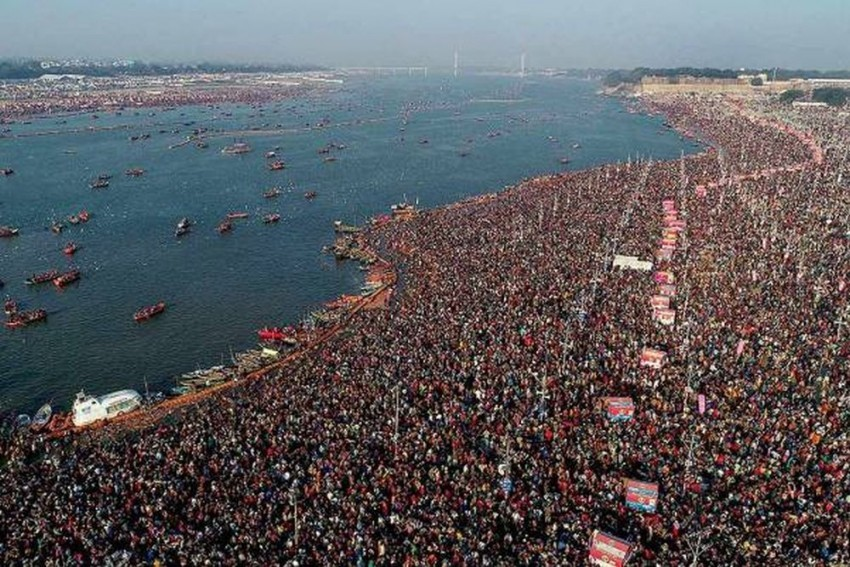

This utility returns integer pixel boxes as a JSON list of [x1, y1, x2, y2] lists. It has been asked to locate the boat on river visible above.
[[263, 187, 282, 199], [53, 269, 80, 288], [217, 220, 233, 234], [125, 168, 145, 177], [221, 142, 252, 155], [263, 213, 281, 224], [71, 389, 142, 427], [26, 269, 60, 285], [63, 242, 79, 255], [89, 178, 109, 189], [304, 191, 317, 200], [226, 212, 250, 220], [268, 160, 285, 171], [5, 308, 47, 329], [134, 301, 166, 322], [0, 226, 20, 237]]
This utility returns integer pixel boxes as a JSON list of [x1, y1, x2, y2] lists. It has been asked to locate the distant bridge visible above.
[[339, 67, 428, 77]]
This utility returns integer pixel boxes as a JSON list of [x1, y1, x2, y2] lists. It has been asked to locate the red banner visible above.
[[589, 530, 632, 567], [624, 479, 659, 513]]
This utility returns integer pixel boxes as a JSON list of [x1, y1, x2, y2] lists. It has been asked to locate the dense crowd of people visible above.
[[0, 75, 320, 121], [0, 92, 848, 565]]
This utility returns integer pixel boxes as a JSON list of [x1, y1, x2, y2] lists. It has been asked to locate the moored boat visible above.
[[217, 220, 233, 234], [89, 178, 109, 189], [53, 269, 80, 288], [134, 301, 166, 322], [63, 241, 78, 255], [5, 308, 47, 328], [304, 191, 317, 200], [263, 213, 281, 224], [26, 269, 60, 285], [125, 168, 145, 176], [263, 187, 282, 199], [257, 326, 297, 344], [71, 389, 142, 427], [31, 403, 53, 430], [51, 221, 65, 234], [268, 160, 285, 171], [1, 168, 14, 176], [4, 297, 17, 316], [0, 226, 20, 237], [227, 211, 250, 220], [333, 220, 360, 234]]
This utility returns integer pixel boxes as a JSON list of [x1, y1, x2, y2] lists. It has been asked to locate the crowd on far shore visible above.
[[0, 76, 320, 122], [0, 93, 848, 565]]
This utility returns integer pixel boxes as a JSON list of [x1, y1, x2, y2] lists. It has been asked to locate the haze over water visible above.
[[0, 74, 697, 413]]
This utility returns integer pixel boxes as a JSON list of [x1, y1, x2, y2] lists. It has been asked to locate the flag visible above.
[[698, 394, 706, 415]]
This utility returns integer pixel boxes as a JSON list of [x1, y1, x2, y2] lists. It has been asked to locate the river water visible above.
[[0, 74, 698, 413]]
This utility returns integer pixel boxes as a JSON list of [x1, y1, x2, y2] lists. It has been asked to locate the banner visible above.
[[662, 199, 676, 211], [658, 284, 677, 297], [613, 255, 653, 272], [695, 185, 707, 197], [698, 394, 706, 415], [640, 348, 666, 368], [656, 248, 674, 261], [653, 271, 675, 284], [650, 295, 670, 310], [624, 479, 659, 513], [653, 308, 676, 326], [589, 530, 632, 567], [604, 397, 635, 421]]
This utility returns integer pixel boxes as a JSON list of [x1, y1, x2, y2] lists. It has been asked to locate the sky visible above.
[[1, 0, 848, 70]]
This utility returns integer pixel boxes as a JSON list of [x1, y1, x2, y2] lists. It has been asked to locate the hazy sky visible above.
[[2, 0, 848, 69]]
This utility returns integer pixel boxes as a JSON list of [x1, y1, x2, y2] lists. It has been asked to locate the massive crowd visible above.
[[0, 93, 848, 565]]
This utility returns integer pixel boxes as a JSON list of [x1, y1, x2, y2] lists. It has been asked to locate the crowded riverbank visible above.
[[0, 91, 848, 564]]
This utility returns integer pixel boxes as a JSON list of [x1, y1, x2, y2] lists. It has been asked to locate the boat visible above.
[[226, 212, 250, 220], [391, 202, 417, 220], [323, 156, 337, 163], [134, 301, 166, 322], [97, 173, 112, 181], [221, 142, 252, 155], [78, 210, 90, 223], [68, 215, 80, 225], [4, 297, 17, 315], [26, 269, 60, 285], [333, 220, 360, 234], [15, 414, 31, 428], [53, 269, 80, 288], [559, 157, 570, 165], [263, 213, 281, 224], [268, 160, 285, 171], [175, 217, 193, 236], [125, 168, 145, 176], [51, 222, 65, 234], [0, 226, 20, 238], [304, 191, 317, 200], [5, 308, 47, 328], [89, 178, 109, 189], [31, 403, 53, 430], [63, 242, 78, 255], [571, 142, 581, 149], [71, 389, 142, 427], [263, 187, 282, 199], [196, 141, 208, 149], [217, 220, 233, 234], [265, 151, 277, 159], [1, 168, 14, 176], [257, 326, 297, 344]]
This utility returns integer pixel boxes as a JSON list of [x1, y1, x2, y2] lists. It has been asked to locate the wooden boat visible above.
[[63, 242, 79, 255], [134, 301, 166, 322], [0, 226, 20, 238], [226, 212, 250, 220], [263, 213, 281, 224], [53, 269, 80, 288], [263, 187, 282, 199]]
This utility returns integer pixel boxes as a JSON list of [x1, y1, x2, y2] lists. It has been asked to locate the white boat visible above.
[[72, 389, 142, 427]]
